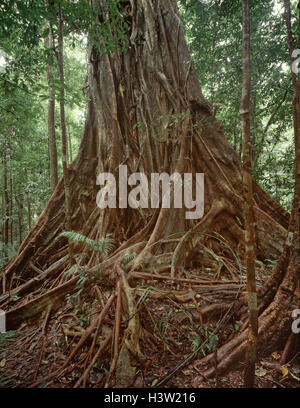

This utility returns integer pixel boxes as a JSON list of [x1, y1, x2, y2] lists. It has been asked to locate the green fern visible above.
[[59, 231, 115, 259], [0, 331, 19, 346], [122, 252, 137, 268], [65, 265, 92, 304], [64, 264, 89, 278], [60, 232, 114, 304]]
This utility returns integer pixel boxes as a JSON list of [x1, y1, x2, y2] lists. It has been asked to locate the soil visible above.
[[1, 267, 299, 389]]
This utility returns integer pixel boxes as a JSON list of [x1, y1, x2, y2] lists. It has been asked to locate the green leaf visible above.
[[208, 334, 218, 351], [290, 372, 300, 382], [41, 28, 50, 38]]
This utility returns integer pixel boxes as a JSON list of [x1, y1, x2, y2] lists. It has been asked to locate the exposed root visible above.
[[194, 260, 297, 380]]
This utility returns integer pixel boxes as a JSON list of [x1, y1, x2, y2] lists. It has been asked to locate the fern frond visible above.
[[122, 252, 137, 267], [59, 231, 115, 259], [63, 264, 88, 278]]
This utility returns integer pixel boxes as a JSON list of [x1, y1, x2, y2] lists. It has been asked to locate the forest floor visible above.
[[0, 266, 299, 389]]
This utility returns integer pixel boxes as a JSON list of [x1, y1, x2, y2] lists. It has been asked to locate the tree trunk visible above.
[[57, 1, 72, 238], [240, 0, 258, 388], [2, 143, 9, 251], [1, 0, 296, 385], [15, 192, 23, 247], [67, 104, 73, 164], [9, 175, 13, 245], [45, 29, 59, 192], [26, 192, 31, 231]]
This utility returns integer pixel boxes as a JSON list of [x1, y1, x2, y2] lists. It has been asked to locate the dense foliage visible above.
[[180, 0, 296, 209]]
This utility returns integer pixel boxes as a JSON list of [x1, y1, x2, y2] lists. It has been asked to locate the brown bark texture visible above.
[[240, 0, 258, 388]]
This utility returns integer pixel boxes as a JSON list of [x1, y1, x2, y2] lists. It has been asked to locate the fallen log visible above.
[[0, 256, 68, 307], [5, 276, 78, 330]]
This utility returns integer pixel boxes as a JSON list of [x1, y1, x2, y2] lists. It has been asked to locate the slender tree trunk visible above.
[[66, 103, 73, 164], [57, 2, 72, 235], [26, 192, 31, 231], [3, 143, 9, 250], [210, 9, 217, 111], [15, 193, 23, 247], [68, 128, 72, 164], [18, 210, 22, 246], [45, 29, 58, 192], [254, 86, 289, 166], [1, 195, 3, 245], [9, 176, 13, 245], [240, 0, 258, 387]]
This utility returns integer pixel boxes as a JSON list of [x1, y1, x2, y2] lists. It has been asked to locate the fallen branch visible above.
[[6, 276, 78, 330]]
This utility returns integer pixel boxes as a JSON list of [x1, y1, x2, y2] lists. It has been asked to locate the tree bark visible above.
[[240, 0, 258, 388], [15, 192, 23, 247], [67, 104, 73, 164], [9, 175, 13, 244], [57, 1, 72, 237], [44, 29, 59, 192], [26, 191, 31, 231], [3, 142, 9, 250]]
